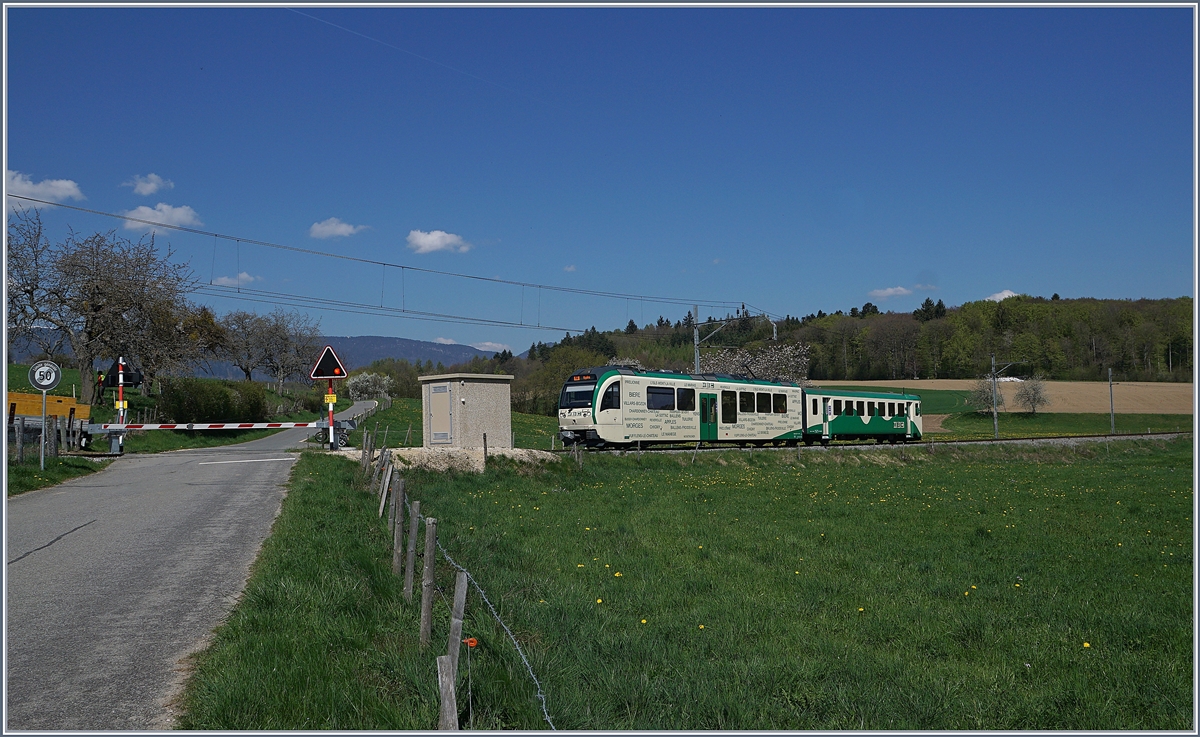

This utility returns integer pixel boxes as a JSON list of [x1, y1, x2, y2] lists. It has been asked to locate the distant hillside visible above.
[[7, 331, 494, 375], [321, 336, 494, 370]]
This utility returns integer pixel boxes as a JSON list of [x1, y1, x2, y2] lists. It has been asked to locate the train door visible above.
[[700, 393, 717, 441], [822, 397, 832, 438], [597, 381, 622, 436]]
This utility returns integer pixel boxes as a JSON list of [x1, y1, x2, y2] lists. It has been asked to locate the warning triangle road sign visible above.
[[310, 345, 348, 380]]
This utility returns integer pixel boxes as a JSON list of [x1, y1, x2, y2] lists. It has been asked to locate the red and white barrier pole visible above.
[[328, 378, 335, 448], [117, 356, 125, 450]]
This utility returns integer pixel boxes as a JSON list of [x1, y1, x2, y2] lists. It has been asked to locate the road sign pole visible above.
[[328, 378, 335, 449], [29, 361, 62, 470], [40, 389, 46, 471]]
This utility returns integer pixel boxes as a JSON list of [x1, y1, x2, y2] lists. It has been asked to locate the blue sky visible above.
[[6, 6, 1194, 355]]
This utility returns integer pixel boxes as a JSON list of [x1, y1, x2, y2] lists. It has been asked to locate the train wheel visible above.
[[888, 437, 897, 445], [820, 438, 830, 448], [803, 438, 814, 447]]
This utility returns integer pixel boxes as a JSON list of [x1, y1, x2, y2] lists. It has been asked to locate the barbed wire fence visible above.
[[366, 447, 556, 730]]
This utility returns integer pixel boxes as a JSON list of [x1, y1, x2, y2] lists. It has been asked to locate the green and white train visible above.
[[558, 366, 923, 448]]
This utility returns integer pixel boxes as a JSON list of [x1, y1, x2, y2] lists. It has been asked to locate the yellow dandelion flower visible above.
[[1015, 583, 1021, 587], [1083, 642, 1090, 648], [971, 585, 976, 589], [698, 624, 704, 629], [614, 572, 622, 577], [641, 619, 647, 624], [964, 591, 969, 596], [858, 608, 864, 612], [605, 564, 610, 568], [577, 564, 584, 568], [597, 598, 603, 604]]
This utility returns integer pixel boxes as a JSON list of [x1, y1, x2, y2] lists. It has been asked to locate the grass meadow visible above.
[[179, 437, 1192, 730]]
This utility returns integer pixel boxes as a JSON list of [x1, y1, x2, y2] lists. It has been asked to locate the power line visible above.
[[9, 194, 743, 311], [194, 283, 586, 333]]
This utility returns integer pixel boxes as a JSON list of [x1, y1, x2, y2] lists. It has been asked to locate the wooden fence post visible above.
[[392, 479, 405, 576], [446, 570, 468, 675], [377, 464, 394, 517], [387, 472, 399, 529], [68, 407, 76, 451], [382, 424, 390, 450], [50, 416, 59, 458], [437, 654, 458, 730], [16, 417, 24, 463], [420, 517, 438, 647], [404, 501, 421, 602]]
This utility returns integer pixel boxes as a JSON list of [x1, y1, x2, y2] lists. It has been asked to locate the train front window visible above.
[[599, 383, 621, 411], [559, 382, 596, 409]]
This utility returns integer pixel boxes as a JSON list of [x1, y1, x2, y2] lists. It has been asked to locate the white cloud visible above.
[[6, 169, 85, 209], [868, 286, 913, 299], [212, 272, 261, 287], [914, 283, 938, 291], [434, 337, 458, 345], [470, 341, 512, 353], [407, 229, 471, 254], [309, 217, 369, 239], [563, 265, 577, 272], [986, 289, 1018, 302], [122, 173, 173, 196], [122, 202, 202, 232]]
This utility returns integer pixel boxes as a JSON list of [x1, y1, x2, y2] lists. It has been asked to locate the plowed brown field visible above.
[[812, 379, 1194, 414]]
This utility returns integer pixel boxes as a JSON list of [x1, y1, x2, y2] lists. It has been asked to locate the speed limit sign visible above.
[[28, 360, 62, 392]]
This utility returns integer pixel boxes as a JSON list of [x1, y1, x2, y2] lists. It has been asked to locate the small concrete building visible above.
[[419, 373, 514, 449]]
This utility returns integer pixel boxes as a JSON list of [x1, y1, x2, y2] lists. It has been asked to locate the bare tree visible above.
[[219, 310, 270, 381], [699, 342, 811, 384], [1014, 375, 1051, 414], [260, 308, 322, 392], [968, 377, 1004, 414], [7, 207, 195, 405]]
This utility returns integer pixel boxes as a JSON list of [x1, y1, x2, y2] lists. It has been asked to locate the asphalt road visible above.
[[5, 401, 376, 730]]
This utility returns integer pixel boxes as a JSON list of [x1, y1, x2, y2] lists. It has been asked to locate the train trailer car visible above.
[[557, 367, 922, 448]]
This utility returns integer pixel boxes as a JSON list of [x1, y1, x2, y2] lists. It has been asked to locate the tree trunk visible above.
[[78, 353, 97, 406]]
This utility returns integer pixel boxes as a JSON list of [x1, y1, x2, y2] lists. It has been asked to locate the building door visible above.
[[700, 393, 717, 441], [429, 383, 453, 444]]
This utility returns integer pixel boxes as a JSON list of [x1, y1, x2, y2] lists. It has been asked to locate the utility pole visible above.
[[693, 305, 700, 374], [991, 354, 999, 439], [1109, 367, 1115, 435]]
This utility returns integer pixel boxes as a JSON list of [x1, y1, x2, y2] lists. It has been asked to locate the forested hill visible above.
[[795, 295, 1191, 382], [500, 295, 1192, 385]]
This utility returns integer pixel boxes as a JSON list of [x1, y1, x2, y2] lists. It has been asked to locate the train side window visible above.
[[868, 401, 876, 416], [915, 403, 921, 416], [740, 392, 755, 412], [773, 394, 787, 413], [677, 388, 696, 412], [599, 382, 621, 411], [647, 386, 675, 411], [756, 392, 771, 413], [888, 402, 896, 416], [904, 402, 910, 416], [812, 398, 819, 415], [721, 391, 737, 423], [833, 399, 843, 415], [857, 401, 865, 416]]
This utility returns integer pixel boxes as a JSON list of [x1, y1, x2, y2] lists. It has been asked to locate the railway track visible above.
[[555, 430, 1192, 456]]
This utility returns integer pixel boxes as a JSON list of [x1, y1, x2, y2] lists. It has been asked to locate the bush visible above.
[[228, 381, 267, 422], [300, 388, 326, 414], [159, 378, 268, 423]]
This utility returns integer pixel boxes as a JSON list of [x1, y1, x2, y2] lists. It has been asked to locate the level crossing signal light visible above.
[[310, 345, 347, 380]]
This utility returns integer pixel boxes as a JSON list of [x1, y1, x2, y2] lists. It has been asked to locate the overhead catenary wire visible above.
[[9, 194, 742, 311], [194, 282, 587, 332]]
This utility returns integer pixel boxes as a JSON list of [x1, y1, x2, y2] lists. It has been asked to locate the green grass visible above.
[[815, 385, 973, 414], [179, 438, 1193, 729], [939, 412, 1192, 440], [6, 452, 112, 496], [347, 398, 560, 451], [177, 452, 437, 729], [6, 362, 86, 398]]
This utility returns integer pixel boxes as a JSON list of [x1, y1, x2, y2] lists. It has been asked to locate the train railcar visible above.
[[557, 367, 922, 448]]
